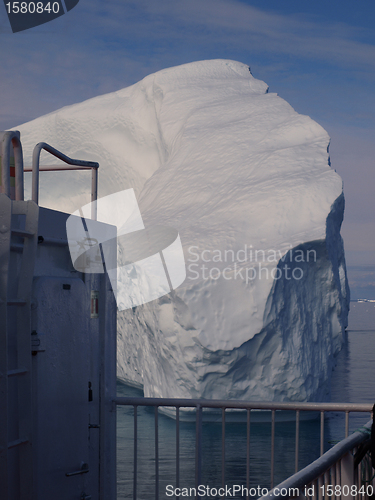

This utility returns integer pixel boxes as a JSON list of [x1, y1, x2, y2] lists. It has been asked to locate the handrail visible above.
[[114, 396, 373, 412], [259, 420, 372, 500], [31, 142, 99, 220], [1, 131, 24, 200]]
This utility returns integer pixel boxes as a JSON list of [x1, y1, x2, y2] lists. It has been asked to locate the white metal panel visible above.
[[32, 276, 94, 500]]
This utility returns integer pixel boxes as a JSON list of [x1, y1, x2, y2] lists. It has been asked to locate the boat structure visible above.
[[0, 130, 374, 500], [0, 130, 117, 500]]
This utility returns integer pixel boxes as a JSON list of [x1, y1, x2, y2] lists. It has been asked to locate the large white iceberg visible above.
[[16, 59, 349, 402]]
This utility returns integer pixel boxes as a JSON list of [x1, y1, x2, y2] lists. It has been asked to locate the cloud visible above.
[[1, 0, 374, 130], [73, 0, 375, 71]]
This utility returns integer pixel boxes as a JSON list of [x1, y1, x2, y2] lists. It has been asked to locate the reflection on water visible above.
[[117, 302, 375, 498]]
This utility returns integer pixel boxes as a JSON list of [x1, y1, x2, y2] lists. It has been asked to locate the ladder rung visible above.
[[11, 228, 34, 238], [7, 368, 28, 377], [8, 438, 29, 449], [7, 299, 26, 305]]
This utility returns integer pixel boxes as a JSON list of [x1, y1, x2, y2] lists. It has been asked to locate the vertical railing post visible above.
[[271, 410, 276, 489], [195, 405, 202, 495], [246, 409, 251, 499], [318, 475, 323, 500], [334, 463, 338, 487], [295, 410, 300, 473], [320, 411, 325, 456], [32, 142, 42, 204], [176, 407, 180, 489], [222, 408, 226, 488], [155, 407, 159, 500], [133, 406, 137, 500], [91, 167, 98, 220], [341, 452, 354, 500], [345, 412, 349, 438], [324, 470, 330, 499]]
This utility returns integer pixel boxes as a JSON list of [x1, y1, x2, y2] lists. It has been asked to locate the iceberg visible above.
[[16, 59, 349, 402]]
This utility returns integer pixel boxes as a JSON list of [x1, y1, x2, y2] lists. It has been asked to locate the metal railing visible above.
[[114, 396, 373, 499], [260, 420, 373, 500], [25, 142, 99, 220]]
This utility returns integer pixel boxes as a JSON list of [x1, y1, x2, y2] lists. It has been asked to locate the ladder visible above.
[[0, 133, 39, 499]]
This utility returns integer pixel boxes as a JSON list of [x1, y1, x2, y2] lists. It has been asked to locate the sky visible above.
[[1, 0, 374, 299]]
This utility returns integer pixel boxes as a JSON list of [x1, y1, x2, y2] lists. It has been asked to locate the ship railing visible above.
[[259, 420, 373, 500], [26, 141, 99, 219], [113, 396, 373, 500], [1, 132, 99, 218]]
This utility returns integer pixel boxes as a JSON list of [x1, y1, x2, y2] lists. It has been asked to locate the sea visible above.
[[116, 301, 375, 499]]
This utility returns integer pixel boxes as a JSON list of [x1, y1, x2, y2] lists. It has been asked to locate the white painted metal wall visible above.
[[31, 208, 117, 500], [0, 131, 117, 500]]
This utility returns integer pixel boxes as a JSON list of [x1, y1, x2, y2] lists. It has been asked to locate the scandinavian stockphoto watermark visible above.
[[187, 245, 317, 283], [66, 189, 186, 311]]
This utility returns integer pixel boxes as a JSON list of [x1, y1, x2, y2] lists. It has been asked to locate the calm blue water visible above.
[[116, 301, 375, 499]]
